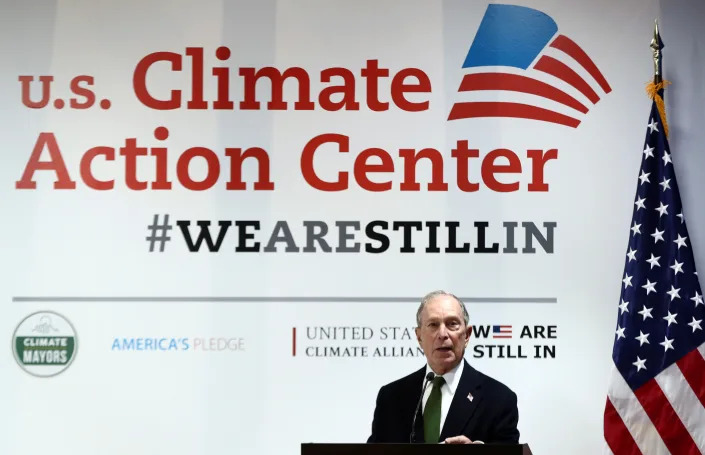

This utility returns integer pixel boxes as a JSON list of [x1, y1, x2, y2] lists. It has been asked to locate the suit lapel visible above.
[[439, 360, 484, 441]]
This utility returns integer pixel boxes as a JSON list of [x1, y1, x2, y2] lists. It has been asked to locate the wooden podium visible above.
[[302, 443, 533, 455]]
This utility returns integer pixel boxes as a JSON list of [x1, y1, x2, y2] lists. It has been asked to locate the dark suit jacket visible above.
[[367, 360, 519, 443]]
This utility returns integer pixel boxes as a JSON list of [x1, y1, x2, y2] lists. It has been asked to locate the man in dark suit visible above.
[[367, 290, 519, 444]]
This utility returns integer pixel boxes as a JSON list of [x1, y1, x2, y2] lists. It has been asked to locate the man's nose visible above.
[[437, 324, 449, 338]]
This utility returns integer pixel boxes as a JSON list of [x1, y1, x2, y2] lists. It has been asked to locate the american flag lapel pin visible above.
[[467, 392, 474, 402]]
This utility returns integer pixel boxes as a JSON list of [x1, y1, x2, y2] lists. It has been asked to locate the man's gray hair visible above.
[[416, 290, 469, 327]]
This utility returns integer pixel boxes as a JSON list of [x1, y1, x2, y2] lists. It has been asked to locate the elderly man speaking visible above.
[[367, 290, 520, 444]]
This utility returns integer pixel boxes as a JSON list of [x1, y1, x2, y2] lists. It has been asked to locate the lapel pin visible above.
[[467, 392, 474, 402]]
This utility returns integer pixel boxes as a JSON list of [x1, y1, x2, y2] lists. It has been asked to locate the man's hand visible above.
[[443, 436, 484, 444], [444, 436, 471, 444]]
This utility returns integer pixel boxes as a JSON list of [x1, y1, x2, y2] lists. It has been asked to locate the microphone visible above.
[[410, 372, 436, 443]]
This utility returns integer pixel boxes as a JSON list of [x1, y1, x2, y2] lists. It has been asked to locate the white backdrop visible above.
[[1, 1, 705, 454]]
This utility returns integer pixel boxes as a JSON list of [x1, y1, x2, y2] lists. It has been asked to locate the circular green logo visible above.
[[12, 311, 77, 377]]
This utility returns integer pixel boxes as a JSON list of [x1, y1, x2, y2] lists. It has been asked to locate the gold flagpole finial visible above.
[[650, 19, 662, 83], [646, 19, 669, 137]]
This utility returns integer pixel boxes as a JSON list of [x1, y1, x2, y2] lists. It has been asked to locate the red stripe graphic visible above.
[[604, 397, 643, 455], [676, 348, 705, 408], [448, 102, 580, 127], [551, 35, 612, 93], [457, 73, 588, 113], [292, 327, 297, 357], [634, 378, 701, 455], [534, 55, 600, 104]]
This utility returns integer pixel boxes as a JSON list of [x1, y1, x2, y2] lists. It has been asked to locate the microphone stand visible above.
[[410, 372, 435, 443]]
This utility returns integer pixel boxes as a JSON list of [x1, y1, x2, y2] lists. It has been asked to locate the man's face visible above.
[[415, 295, 471, 375]]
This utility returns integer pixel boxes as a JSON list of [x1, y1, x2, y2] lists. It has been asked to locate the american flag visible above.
[[492, 325, 513, 339], [603, 97, 705, 453]]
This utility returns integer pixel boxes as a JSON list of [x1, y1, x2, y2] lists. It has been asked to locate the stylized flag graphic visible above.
[[492, 325, 513, 339], [603, 76, 705, 452], [448, 4, 611, 128]]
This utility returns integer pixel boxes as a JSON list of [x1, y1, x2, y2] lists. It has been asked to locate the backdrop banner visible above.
[[2, 1, 705, 454]]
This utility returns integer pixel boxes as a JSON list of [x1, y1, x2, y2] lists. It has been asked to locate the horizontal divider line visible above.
[[13, 296, 557, 303]]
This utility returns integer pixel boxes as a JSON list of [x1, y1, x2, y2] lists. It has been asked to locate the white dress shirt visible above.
[[421, 360, 464, 434]]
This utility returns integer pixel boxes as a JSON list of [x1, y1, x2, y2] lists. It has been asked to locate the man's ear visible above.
[[415, 327, 421, 343]]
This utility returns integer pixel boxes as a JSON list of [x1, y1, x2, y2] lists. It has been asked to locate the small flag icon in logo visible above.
[[492, 325, 513, 339]]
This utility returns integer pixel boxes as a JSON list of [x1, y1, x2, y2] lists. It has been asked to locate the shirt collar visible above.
[[424, 359, 464, 394]]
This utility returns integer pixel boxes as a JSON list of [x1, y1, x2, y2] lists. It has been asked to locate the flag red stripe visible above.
[[676, 347, 705, 408], [457, 73, 589, 113], [634, 378, 701, 455], [550, 35, 612, 93], [534, 55, 600, 104], [447, 102, 580, 127], [604, 397, 643, 455]]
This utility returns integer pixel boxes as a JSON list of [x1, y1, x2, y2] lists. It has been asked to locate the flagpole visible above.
[[648, 20, 669, 136], [650, 20, 662, 85]]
